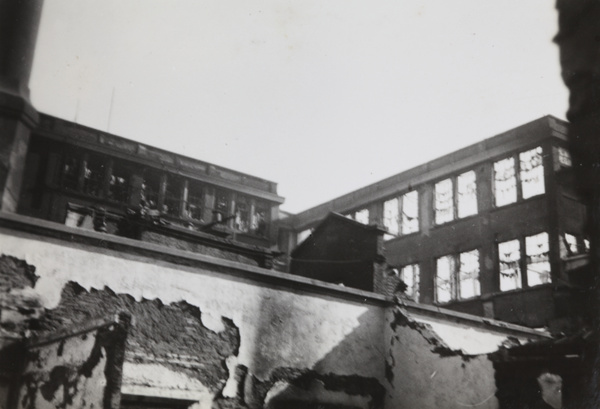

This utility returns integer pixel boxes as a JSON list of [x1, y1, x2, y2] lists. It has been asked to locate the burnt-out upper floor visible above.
[[279, 116, 592, 331], [17, 114, 285, 253]]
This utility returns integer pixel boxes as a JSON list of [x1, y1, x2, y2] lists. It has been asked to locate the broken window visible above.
[[383, 197, 400, 236], [458, 250, 480, 299], [402, 191, 419, 234], [494, 157, 517, 207], [82, 155, 106, 197], [436, 250, 481, 302], [401, 264, 420, 302], [61, 155, 80, 190], [185, 182, 204, 221], [108, 162, 130, 203], [214, 189, 230, 220], [560, 233, 589, 258], [251, 201, 268, 236], [557, 146, 572, 168], [435, 178, 454, 224], [499, 239, 521, 291], [383, 191, 419, 239], [164, 177, 183, 217], [141, 170, 161, 209], [234, 195, 251, 232], [457, 170, 477, 218], [435, 255, 454, 303], [526, 232, 551, 286], [520, 147, 545, 199]]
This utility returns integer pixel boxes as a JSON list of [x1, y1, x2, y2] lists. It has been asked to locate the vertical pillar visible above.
[[0, 0, 44, 212]]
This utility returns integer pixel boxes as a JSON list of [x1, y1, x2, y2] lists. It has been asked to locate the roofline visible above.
[[289, 115, 568, 230], [291, 211, 386, 257], [35, 113, 285, 204]]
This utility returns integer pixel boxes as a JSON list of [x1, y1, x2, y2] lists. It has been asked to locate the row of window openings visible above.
[[397, 231, 585, 304], [338, 146, 549, 239], [60, 154, 268, 235]]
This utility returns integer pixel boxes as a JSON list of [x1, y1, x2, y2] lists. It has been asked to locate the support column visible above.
[[0, 0, 44, 212]]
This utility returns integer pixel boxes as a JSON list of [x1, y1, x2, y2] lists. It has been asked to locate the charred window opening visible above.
[[520, 147, 545, 199], [435, 170, 477, 225], [526, 232, 551, 286], [82, 155, 105, 197], [383, 191, 419, 238], [108, 162, 131, 203], [494, 146, 545, 207], [554, 146, 572, 169], [494, 157, 517, 207], [457, 170, 477, 218], [401, 264, 420, 302], [61, 154, 80, 191], [164, 177, 183, 217], [499, 239, 522, 291], [234, 195, 251, 232], [185, 182, 204, 221], [435, 255, 454, 303], [435, 250, 480, 303], [435, 178, 453, 225], [251, 201, 268, 236], [141, 170, 161, 209], [214, 190, 230, 221]]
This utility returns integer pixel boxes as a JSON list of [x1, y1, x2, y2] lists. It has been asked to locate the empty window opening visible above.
[[557, 146, 572, 168], [383, 197, 400, 236], [458, 250, 481, 299], [436, 250, 481, 303], [214, 190, 230, 220], [435, 171, 478, 225], [560, 233, 589, 258], [402, 190, 419, 234], [234, 195, 251, 232], [354, 208, 370, 224], [435, 255, 454, 303], [494, 157, 517, 207], [141, 171, 161, 209], [108, 162, 130, 203], [526, 232, 551, 286], [164, 178, 183, 217], [435, 178, 454, 225], [383, 191, 419, 238], [61, 155, 80, 190], [82, 155, 105, 197], [401, 264, 420, 302], [185, 182, 204, 221], [499, 239, 522, 291], [251, 201, 268, 236], [520, 147, 545, 199], [457, 170, 477, 218]]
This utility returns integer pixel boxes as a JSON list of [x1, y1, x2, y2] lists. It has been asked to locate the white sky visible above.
[[30, 1, 569, 213]]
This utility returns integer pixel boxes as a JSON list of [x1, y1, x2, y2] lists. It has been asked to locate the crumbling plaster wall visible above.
[[0, 230, 386, 408], [384, 308, 499, 409]]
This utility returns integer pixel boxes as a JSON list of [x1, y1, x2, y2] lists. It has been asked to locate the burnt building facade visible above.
[[281, 116, 591, 333]]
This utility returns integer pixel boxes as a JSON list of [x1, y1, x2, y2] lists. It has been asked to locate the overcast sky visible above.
[[30, 1, 568, 213]]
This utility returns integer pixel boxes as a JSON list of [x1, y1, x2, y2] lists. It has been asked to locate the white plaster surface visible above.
[[0, 230, 385, 383]]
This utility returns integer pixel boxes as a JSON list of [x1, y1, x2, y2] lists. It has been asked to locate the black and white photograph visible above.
[[0, 1, 599, 408]]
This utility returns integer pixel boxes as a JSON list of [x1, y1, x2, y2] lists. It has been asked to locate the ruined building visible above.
[[280, 116, 592, 334], [0, 2, 594, 409]]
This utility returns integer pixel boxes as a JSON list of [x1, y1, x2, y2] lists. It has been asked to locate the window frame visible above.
[[493, 146, 546, 208], [435, 249, 481, 303], [383, 190, 419, 238], [434, 169, 478, 226]]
